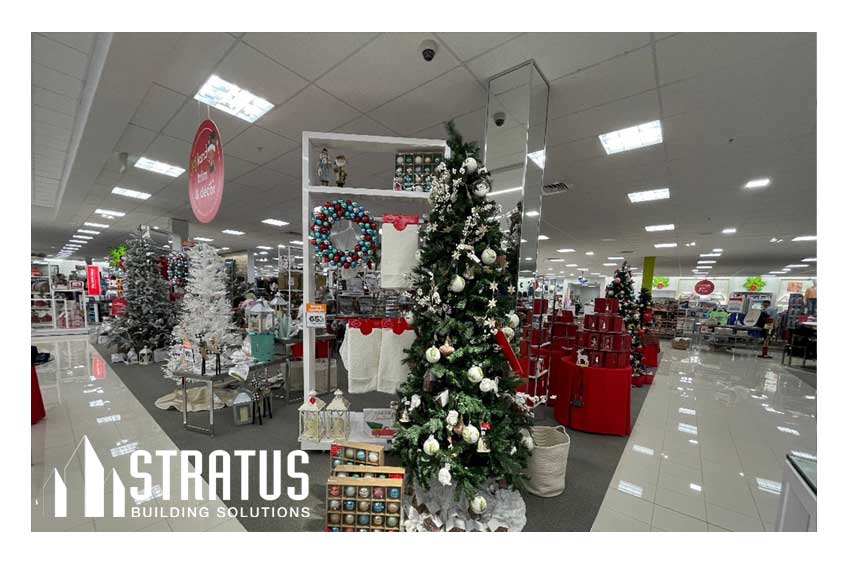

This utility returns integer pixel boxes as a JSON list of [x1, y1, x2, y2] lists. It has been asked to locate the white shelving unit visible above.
[[300, 131, 449, 448]]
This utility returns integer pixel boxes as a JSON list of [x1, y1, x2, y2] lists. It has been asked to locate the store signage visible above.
[[727, 297, 743, 313], [188, 119, 224, 223], [305, 303, 327, 329], [87, 265, 101, 295], [694, 279, 715, 295], [111, 298, 127, 316]]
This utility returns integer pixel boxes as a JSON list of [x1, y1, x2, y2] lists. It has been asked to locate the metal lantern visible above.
[[270, 294, 287, 318], [232, 388, 254, 426], [298, 390, 326, 442], [247, 299, 276, 362], [323, 389, 351, 440], [138, 346, 153, 365]]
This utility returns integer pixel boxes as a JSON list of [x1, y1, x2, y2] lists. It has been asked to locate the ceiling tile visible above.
[[438, 33, 522, 62], [33, 105, 74, 131], [114, 124, 158, 157], [414, 108, 485, 146], [155, 32, 236, 96], [224, 126, 297, 165], [222, 154, 258, 180], [243, 32, 378, 80], [370, 67, 486, 135], [140, 134, 191, 169], [32, 62, 83, 99], [131, 84, 187, 131], [33, 86, 78, 116], [163, 101, 249, 143], [42, 32, 96, 54], [316, 32, 460, 112], [264, 149, 301, 178], [32, 34, 90, 79], [259, 85, 360, 140], [334, 115, 397, 137], [467, 33, 652, 83], [232, 165, 295, 191], [214, 41, 308, 106]]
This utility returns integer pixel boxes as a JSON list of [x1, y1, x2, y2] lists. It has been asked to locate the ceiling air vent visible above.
[[542, 181, 571, 196]]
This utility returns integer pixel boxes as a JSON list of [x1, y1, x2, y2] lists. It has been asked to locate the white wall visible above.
[[633, 274, 816, 306]]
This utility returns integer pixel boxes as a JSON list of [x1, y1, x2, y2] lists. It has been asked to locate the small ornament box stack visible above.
[[551, 309, 578, 352], [330, 441, 385, 469], [332, 465, 405, 479], [325, 476, 404, 532], [576, 298, 631, 368], [392, 152, 443, 192]]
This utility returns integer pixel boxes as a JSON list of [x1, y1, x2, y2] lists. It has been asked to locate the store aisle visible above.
[[31, 336, 245, 532], [592, 344, 816, 532]]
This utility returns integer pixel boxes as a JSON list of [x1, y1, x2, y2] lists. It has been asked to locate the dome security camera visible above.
[[420, 39, 438, 62], [493, 111, 506, 127]]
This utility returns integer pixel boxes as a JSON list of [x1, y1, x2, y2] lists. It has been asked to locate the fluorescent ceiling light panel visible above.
[[537, 235, 549, 241], [556, 248, 575, 253], [585, 251, 594, 256], [698, 260, 716, 264], [645, 224, 675, 232], [599, 120, 663, 155], [134, 157, 185, 178], [278, 244, 286, 248], [712, 248, 723, 252], [220, 247, 230, 251], [221, 229, 245, 235], [791, 235, 816, 242], [700, 253, 721, 257], [194, 237, 214, 242], [547, 258, 565, 263], [194, 74, 274, 124], [69, 240, 88, 244], [697, 266, 712, 269], [769, 271, 787, 274], [603, 263, 618, 267], [261, 218, 290, 227], [112, 186, 152, 200], [256, 245, 273, 250], [654, 243, 677, 248], [565, 264, 578, 267], [290, 240, 303, 246], [608, 256, 624, 260], [785, 264, 809, 268], [492, 186, 523, 195], [77, 229, 100, 235], [802, 257, 817, 262], [744, 178, 771, 189], [627, 188, 670, 203], [74, 235, 93, 240], [525, 210, 540, 217], [84, 222, 109, 228], [258, 251, 268, 255], [95, 208, 126, 217], [722, 227, 737, 234]]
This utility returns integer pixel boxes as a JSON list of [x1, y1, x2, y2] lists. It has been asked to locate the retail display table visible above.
[[776, 453, 817, 531], [553, 357, 631, 436]]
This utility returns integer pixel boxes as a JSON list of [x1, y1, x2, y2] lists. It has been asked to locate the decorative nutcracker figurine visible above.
[[317, 147, 332, 186], [334, 155, 348, 187]]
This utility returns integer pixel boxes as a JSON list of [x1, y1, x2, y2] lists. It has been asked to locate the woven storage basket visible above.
[[524, 425, 570, 497]]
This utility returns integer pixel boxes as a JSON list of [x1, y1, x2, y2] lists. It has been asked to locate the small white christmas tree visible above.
[[167, 243, 242, 373]]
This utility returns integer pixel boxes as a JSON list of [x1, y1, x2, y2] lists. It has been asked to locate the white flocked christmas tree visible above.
[[167, 243, 241, 372]]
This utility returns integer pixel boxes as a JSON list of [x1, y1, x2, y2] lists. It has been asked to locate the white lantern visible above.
[[232, 388, 254, 426], [298, 390, 326, 442], [247, 299, 276, 333], [138, 346, 152, 365], [322, 389, 351, 440]]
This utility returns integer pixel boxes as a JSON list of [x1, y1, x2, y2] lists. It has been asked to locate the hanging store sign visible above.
[[86, 265, 101, 295], [188, 119, 224, 223], [305, 303, 327, 329], [694, 279, 715, 296]]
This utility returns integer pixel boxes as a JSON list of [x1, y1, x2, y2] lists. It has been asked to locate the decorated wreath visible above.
[[309, 199, 379, 269]]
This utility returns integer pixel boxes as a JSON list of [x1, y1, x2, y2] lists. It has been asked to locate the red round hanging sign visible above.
[[694, 279, 715, 295], [188, 119, 224, 223]]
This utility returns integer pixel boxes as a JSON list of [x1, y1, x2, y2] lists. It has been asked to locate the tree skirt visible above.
[[154, 387, 237, 412], [403, 480, 526, 532]]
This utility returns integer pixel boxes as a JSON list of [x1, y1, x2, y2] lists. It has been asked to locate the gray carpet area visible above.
[[93, 341, 652, 532]]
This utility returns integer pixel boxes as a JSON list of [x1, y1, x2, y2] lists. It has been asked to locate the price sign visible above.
[[305, 303, 327, 328]]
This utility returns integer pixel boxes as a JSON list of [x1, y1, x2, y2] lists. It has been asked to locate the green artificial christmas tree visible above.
[[109, 235, 178, 352], [638, 287, 654, 328], [394, 122, 534, 517], [605, 261, 643, 374]]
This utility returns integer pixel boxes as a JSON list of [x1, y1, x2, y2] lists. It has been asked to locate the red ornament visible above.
[[333, 256, 341, 263], [345, 199, 352, 205], [362, 215, 370, 223], [481, 421, 491, 430], [343, 262, 350, 269], [309, 396, 316, 404]]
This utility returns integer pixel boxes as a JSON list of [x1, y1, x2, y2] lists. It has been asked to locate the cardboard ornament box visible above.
[[330, 441, 385, 468], [604, 351, 629, 369], [326, 476, 404, 532], [594, 297, 620, 313], [551, 322, 578, 338]]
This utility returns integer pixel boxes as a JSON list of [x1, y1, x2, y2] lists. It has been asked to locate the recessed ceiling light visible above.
[[603, 263, 617, 267], [84, 222, 109, 228], [221, 229, 245, 235], [785, 264, 809, 268], [538, 235, 549, 241], [134, 157, 185, 178], [791, 235, 816, 242], [698, 260, 716, 264], [112, 186, 152, 200], [700, 253, 721, 257], [262, 218, 290, 227], [556, 248, 575, 253], [645, 224, 675, 232], [290, 240, 303, 246], [801, 257, 817, 262], [599, 120, 663, 155], [77, 229, 100, 235], [256, 245, 273, 250], [654, 243, 677, 248], [95, 208, 126, 217], [585, 251, 594, 256], [722, 228, 737, 234], [627, 188, 670, 203], [744, 178, 771, 189], [525, 210, 540, 217], [608, 256, 624, 260], [194, 74, 274, 123], [566, 264, 578, 267], [194, 237, 214, 242]]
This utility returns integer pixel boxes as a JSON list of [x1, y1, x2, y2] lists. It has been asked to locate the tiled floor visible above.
[[591, 343, 816, 532], [31, 336, 246, 532]]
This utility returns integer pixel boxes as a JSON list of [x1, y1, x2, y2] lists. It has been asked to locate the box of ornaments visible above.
[[332, 464, 405, 480], [330, 441, 385, 469], [393, 152, 443, 192], [325, 476, 404, 532]]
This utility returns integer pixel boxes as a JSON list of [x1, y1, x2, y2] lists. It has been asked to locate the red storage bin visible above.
[[609, 316, 624, 333], [583, 314, 597, 330], [604, 351, 629, 369], [551, 323, 566, 337], [291, 339, 332, 358], [558, 310, 575, 323], [594, 297, 619, 314], [642, 343, 659, 368], [564, 324, 578, 337], [565, 359, 632, 436], [600, 333, 615, 351], [596, 314, 611, 332], [532, 299, 549, 314], [620, 333, 632, 351], [588, 350, 604, 367], [576, 331, 589, 348]]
